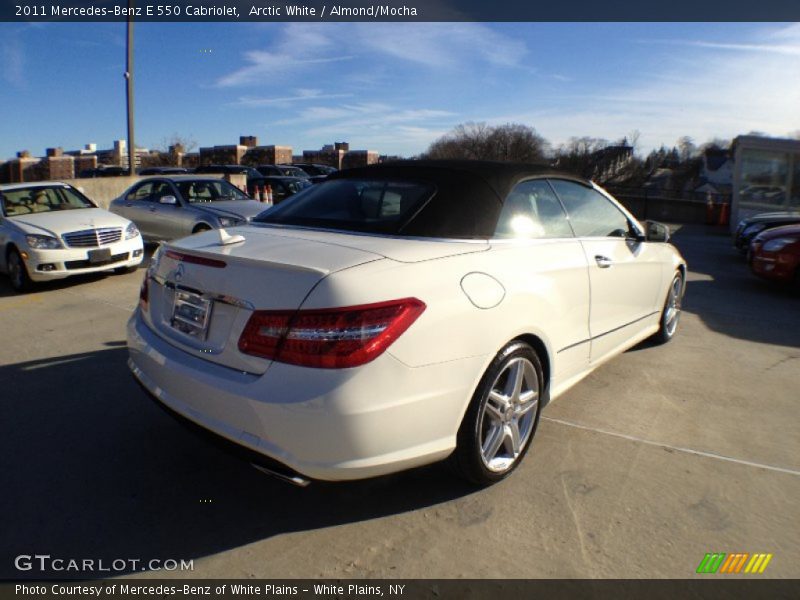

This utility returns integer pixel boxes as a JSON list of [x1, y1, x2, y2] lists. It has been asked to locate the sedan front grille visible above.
[[63, 228, 122, 248]]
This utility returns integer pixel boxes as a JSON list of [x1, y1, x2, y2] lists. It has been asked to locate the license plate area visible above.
[[88, 248, 111, 264], [171, 288, 212, 339]]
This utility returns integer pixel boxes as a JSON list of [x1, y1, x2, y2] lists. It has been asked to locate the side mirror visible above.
[[159, 195, 177, 205], [645, 220, 670, 243]]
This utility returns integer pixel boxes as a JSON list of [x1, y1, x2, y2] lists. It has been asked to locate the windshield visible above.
[[177, 180, 251, 203], [280, 166, 309, 178], [254, 178, 435, 234], [2, 185, 96, 216]]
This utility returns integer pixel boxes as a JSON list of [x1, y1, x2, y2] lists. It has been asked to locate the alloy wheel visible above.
[[479, 356, 539, 472], [664, 276, 682, 337]]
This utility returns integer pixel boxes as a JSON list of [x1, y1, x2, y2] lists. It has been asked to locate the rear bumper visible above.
[[127, 310, 486, 481]]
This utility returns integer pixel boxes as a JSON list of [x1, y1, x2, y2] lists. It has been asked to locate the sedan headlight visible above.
[[25, 234, 63, 249], [218, 217, 243, 227], [743, 223, 767, 237], [125, 222, 140, 239], [762, 238, 795, 252]]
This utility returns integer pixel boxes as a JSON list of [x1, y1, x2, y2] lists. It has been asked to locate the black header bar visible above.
[[3, 0, 800, 22]]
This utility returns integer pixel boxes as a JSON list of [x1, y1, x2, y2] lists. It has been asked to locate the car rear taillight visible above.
[[139, 276, 149, 310], [238, 298, 426, 368]]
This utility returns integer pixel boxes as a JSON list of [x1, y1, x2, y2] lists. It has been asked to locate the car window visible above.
[[255, 178, 435, 234], [151, 182, 173, 202], [286, 179, 312, 194], [129, 182, 154, 202], [495, 180, 573, 239], [178, 180, 250, 203], [549, 179, 631, 238]]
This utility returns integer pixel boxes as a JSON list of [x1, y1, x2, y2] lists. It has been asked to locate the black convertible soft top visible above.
[[329, 160, 590, 204], [258, 160, 595, 239]]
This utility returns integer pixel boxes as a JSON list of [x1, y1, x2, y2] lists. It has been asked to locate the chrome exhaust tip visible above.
[[251, 462, 311, 487]]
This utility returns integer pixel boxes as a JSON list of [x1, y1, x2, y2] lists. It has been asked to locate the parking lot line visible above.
[[542, 416, 800, 477]]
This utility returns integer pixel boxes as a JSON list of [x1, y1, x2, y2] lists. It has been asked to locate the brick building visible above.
[[342, 150, 380, 169], [303, 142, 378, 170], [198, 144, 247, 166], [242, 145, 293, 166]]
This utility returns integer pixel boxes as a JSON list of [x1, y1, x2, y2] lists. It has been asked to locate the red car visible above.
[[750, 224, 800, 290]]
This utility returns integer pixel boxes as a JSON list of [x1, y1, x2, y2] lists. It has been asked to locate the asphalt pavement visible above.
[[1, 225, 797, 579]]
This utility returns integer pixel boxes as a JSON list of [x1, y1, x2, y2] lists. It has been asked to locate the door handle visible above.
[[125, 203, 133, 207], [595, 255, 613, 268]]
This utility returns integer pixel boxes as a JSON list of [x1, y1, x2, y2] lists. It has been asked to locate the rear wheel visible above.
[[653, 272, 684, 344], [7, 248, 32, 293], [451, 341, 543, 485], [193, 223, 211, 234]]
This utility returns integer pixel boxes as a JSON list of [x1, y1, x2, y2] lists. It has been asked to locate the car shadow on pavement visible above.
[[0, 272, 111, 298], [668, 225, 800, 349], [0, 346, 477, 580]]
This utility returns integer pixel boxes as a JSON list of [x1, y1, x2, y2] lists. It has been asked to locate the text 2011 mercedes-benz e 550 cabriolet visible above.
[[127, 161, 686, 485]]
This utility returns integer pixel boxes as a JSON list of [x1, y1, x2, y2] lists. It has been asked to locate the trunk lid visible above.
[[143, 227, 385, 374]]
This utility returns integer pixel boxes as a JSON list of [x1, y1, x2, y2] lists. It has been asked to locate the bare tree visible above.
[[554, 136, 608, 179], [148, 133, 198, 166], [627, 129, 641, 153], [676, 136, 696, 162], [425, 122, 548, 163]]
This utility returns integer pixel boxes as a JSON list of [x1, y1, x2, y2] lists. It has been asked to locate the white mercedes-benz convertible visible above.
[[127, 161, 686, 485]]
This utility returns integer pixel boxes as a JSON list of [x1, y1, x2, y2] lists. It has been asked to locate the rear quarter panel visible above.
[[304, 238, 592, 389]]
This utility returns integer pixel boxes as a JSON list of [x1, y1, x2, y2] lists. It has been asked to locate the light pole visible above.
[[125, 1, 135, 175]]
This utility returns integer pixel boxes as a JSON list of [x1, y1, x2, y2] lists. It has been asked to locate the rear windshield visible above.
[[254, 178, 436, 234]]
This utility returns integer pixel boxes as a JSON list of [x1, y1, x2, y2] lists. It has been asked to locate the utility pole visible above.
[[125, 1, 135, 175]]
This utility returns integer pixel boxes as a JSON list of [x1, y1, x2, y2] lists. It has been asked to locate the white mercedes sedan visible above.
[[127, 161, 686, 485], [0, 182, 144, 292]]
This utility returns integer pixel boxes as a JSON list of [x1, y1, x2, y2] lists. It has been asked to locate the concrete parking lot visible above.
[[1, 225, 798, 579]]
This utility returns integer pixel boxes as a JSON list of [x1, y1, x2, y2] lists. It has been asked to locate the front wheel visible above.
[[7, 248, 32, 293], [451, 341, 544, 485], [653, 272, 684, 344]]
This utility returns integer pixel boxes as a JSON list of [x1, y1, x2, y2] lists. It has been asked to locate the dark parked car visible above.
[[138, 167, 190, 175], [248, 176, 312, 204], [291, 163, 338, 177], [255, 164, 311, 179], [277, 165, 311, 179], [254, 165, 285, 177], [749, 224, 800, 290], [193, 164, 262, 180], [734, 211, 800, 253], [77, 166, 128, 178], [109, 176, 265, 241]]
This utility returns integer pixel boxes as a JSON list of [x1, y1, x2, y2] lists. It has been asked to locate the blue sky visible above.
[[1, 22, 799, 160]]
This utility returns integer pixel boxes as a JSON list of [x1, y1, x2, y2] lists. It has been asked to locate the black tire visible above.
[[114, 265, 139, 275], [451, 341, 544, 486], [7, 248, 32, 293], [192, 223, 212, 234], [653, 271, 684, 344]]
